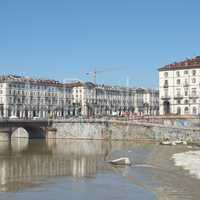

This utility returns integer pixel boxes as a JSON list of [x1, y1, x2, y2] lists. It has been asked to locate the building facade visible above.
[[72, 82, 159, 117], [0, 75, 159, 119], [0, 75, 76, 119], [159, 56, 200, 116]]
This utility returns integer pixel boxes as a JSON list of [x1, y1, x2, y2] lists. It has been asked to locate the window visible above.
[[176, 79, 181, 84], [192, 70, 196, 76], [191, 88, 197, 96], [193, 99, 196, 104], [184, 107, 189, 114], [176, 71, 180, 77], [164, 89, 168, 96], [193, 107, 197, 115], [164, 72, 168, 78], [185, 91, 188, 96], [177, 107, 181, 115], [184, 70, 188, 75], [177, 100, 181, 104], [184, 99, 189, 104], [176, 88, 181, 96], [192, 78, 196, 83], [164, 80, 168, 87]]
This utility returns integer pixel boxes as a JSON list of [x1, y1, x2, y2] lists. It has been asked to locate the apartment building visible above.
[[0, 74, 159, 119], [0, 75, 74, 119], [159, 56, 200, 115], [72, 82, 159, 117]]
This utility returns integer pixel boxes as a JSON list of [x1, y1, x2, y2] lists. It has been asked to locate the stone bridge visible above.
[[0, 119, 56, 141]]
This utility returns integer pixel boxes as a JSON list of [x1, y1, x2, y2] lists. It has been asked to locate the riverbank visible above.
[[107, 142, 200, 200]]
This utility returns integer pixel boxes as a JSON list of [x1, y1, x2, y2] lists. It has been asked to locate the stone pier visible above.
[[0, 128, 10, 141], [46, 128, 57, 139]]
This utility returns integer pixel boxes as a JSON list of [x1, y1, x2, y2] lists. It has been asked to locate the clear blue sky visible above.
[[0, 0, 200, 88]]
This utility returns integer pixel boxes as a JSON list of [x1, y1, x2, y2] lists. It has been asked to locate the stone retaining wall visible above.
[[52, 120, 200, 142]]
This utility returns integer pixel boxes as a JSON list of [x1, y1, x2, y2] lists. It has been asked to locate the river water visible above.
[[0, 139, 200, 200]]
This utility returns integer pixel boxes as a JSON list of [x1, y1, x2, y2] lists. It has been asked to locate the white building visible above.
[[0, 75, 75, 119], [0, 75, 159, 119], [72, 82, 159, 117], [142, 88, 159, 116], [159, 56, 200, 116]]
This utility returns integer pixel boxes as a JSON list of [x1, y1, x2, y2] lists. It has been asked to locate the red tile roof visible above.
[[158, 56, 200, 71]]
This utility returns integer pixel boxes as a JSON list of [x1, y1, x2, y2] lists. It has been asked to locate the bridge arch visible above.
[[11, 126, 46, 139]]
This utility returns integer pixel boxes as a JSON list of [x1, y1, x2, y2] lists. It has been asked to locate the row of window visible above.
[[176, 107, 197, 115], [9, 90, 72, 97], [164, 78, 197, 86], [176, 99, 197, 104], [164, 88, 198, 97], [9, 84, 72, 93], [164, 69, 197, 78]]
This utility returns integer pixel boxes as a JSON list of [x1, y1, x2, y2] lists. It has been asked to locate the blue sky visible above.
[[0, 0, 200, 88]]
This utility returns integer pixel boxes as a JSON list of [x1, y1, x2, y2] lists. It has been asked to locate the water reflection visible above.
[[0, 139, 109, 192], [1, 139, 200, 200], [11, 138, 29, 152]]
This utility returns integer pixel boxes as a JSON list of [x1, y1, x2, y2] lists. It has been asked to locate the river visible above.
[[0, 139, 200, 200]]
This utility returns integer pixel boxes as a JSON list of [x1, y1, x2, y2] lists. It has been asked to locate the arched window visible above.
[[184, 99, 189, 104], [184, 107, 189, 114], [192, 78, 196, 83], [177, 107, 181, 115], [176, 79, 181, 85], [192, 107, 197, 115]]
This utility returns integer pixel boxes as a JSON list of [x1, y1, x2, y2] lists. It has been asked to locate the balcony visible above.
[[174, 95, 183, 99], [189, 95, 199, 99], [163, 84, 169, 88], [183, 83, 189, 87], [161, 95, 170, 100]]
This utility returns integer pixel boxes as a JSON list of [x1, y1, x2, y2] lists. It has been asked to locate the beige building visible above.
[[159, 56, 200, 115]]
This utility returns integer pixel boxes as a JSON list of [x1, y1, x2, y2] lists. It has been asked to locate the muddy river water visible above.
[[0, 139, 200, 200]]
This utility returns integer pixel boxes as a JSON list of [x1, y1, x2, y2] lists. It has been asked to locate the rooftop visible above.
[[0, 74, 158, 92], [158, 56, 200, 71]]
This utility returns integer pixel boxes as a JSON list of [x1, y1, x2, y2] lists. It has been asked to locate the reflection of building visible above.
[[159, 56, 200, 115], [0, 140, 107, 192], [0, 155, 98, 192]]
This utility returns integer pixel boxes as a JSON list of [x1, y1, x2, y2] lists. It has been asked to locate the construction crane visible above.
[[85, 67, 122, 84]]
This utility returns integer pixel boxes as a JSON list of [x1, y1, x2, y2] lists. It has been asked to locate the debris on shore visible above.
[[109, 157, 131, 165]]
